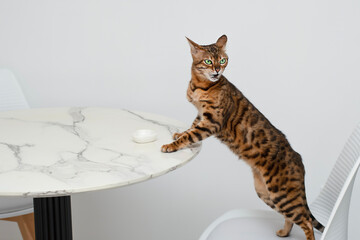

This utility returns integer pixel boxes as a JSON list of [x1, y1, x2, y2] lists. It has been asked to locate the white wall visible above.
[[1, 0, 360, 239]]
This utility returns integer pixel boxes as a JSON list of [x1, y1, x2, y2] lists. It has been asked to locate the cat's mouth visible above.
[[210, 73, 220, 81]]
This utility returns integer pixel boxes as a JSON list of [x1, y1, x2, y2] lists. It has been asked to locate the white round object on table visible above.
[[132, 129, 158, 143]]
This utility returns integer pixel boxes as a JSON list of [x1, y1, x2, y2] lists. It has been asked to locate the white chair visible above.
[[200, 123, 360, 240], [0, 69, 34, 239]]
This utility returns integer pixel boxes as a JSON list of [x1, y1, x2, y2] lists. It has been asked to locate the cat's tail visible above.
[[310, 213, 325, 233], [305, 202, 325, 233]]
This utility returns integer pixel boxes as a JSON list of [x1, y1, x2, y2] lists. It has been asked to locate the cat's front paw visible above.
[[172, 132, 184, 140], [161, 143, 178, 153]]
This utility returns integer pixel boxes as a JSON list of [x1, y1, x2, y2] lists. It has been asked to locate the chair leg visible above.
[[3, 213, 35, 240]]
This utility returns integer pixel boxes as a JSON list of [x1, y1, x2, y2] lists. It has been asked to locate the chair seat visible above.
[[203, 209, 322, 240], [0, 198, 33, 219]]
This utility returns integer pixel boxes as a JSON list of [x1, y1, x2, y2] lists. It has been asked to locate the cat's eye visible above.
[[204, 59, 213, 65], [220, 58, 227, 64]]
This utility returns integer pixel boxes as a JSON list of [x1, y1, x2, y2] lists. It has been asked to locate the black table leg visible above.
[[33, 196, 73, 240]]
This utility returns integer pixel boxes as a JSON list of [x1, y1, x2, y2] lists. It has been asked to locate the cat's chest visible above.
[[190, 89, 204, 102], [188, 89, 209, 109]]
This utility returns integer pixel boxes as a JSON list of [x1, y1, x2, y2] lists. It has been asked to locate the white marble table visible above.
[[0, 108, 201, 239]]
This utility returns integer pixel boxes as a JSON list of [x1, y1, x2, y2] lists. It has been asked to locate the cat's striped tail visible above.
[[310, 213, 325, 233]]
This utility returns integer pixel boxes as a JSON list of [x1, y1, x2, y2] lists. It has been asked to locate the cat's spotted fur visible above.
[[161, 35, 324, 240]]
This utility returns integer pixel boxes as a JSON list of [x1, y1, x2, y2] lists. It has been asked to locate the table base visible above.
[[33, 196, 73, 240]]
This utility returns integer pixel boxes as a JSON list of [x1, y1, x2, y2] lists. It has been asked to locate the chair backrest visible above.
[[0, 69, 29, 111], [0, 69, 33, 218], [310, 123, 360, 240]]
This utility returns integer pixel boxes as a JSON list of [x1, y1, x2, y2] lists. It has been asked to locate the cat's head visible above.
[[186, 35, 228, 82]]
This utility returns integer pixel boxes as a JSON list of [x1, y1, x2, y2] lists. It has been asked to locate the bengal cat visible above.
[[161, 35, 324, 240]]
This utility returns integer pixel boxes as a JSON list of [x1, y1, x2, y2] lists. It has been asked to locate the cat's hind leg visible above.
[[297, 218, 315, 240], [277, 213, 314, 240], [276, 219, 293, 237], [273, 197, 315, 240], [252, 169, 275, 209], [253, 169, 295, 237]]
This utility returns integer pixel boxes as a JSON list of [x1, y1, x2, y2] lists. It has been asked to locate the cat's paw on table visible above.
[[161, 143, 178, 153]]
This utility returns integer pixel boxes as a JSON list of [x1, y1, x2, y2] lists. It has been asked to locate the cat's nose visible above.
[[215, 67, 220, 73]]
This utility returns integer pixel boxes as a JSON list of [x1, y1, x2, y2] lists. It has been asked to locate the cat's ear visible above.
[[216, 35, 227, 50], [186, 37, 202, 55]]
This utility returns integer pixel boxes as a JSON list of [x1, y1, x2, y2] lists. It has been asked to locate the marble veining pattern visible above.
[[0, 108, 201, 197]]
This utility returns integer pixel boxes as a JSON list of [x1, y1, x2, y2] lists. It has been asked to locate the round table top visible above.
[[0, 108, 201, 197]]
